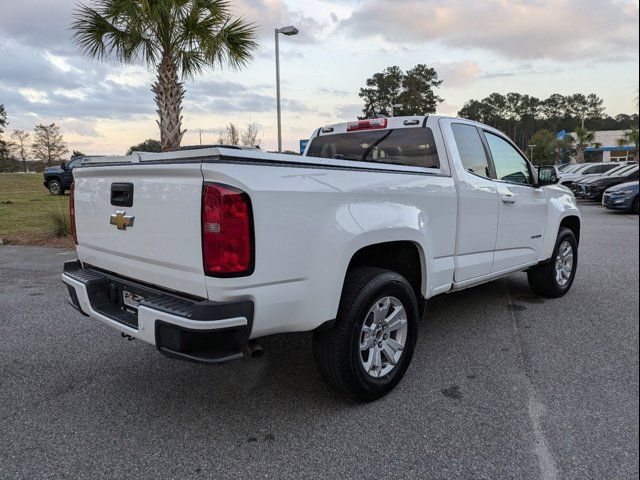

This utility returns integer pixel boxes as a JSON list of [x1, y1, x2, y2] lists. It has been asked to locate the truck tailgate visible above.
[[73, 163, 207, 298]]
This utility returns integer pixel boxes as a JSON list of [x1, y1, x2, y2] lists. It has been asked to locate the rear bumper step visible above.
[[62, 260, 254, 365]]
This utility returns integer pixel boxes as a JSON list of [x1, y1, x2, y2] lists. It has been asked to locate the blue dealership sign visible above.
[[299, 139, 309, 154]]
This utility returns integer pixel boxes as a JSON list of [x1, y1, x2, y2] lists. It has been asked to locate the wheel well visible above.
[[347, 241, 424, 299], [560, 216, 581, 244], [46, 176, 61, 186]]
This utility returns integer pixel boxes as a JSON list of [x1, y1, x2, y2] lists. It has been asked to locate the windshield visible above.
[[603, 165, 628, 176], [558, 164, 574, 172], [613, 165, 637, 176], [574, 164, 594, 174], [306, 128, 440, 169], [563, 164, 583, 173]]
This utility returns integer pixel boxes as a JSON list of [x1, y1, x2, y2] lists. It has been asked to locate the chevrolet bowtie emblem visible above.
[[110, 211, 135, 230]]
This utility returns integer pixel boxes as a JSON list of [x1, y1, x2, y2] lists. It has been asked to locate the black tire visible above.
[[48, 179, 64, 196], [631, 196, 639, 214], [527, 228, 578, 298], [313, 267, 419, 402]]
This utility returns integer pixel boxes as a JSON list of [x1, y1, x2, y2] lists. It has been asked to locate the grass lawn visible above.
[[0, 173, 73, 246]]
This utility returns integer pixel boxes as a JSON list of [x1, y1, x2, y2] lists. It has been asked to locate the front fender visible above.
[[539, 185, 581, 261]]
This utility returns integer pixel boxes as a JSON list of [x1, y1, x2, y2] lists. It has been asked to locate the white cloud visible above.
[[19, 88, 49, 104], [335, 103, 363, 119], [60, 118, 101, 137], [435, 101, 460, 116], [236, 0, 327, 44], [434, 61, 483, 88], [341, 0, 639, 61]]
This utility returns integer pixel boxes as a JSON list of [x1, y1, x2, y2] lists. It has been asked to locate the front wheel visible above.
[[48, 179, 64, 196], [313, 267, 419, 402], [527, 228, 578, 298], [631, 196, 639, 214]]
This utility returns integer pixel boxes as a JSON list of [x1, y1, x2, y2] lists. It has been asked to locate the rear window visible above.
[[306, 128, 440, 169]]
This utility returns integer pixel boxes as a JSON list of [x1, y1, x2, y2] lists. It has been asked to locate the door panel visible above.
[[483, 132, 547, 272], [493, 183, 547, 271], [440, 120, 499, 282]]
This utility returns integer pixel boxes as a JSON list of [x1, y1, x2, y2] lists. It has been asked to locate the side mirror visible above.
[[537, 166, 559, 186], [60, 161, 67, 170]]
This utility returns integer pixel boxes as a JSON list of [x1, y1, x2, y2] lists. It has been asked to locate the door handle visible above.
[[111, 183, 134, 207], [501, 194, 516, 204]]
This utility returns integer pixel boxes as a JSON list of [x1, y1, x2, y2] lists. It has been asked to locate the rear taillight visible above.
[[69, 182, 77, 244], [202, 183, 254, 276], [346, 118, 388, 131]]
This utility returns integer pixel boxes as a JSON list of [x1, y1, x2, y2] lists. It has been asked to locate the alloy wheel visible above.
[[359, 296, 408, 378], [555, 240, 574, 287]]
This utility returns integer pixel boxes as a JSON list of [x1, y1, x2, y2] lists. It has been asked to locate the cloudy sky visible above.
[[0, 0, 638, 155]]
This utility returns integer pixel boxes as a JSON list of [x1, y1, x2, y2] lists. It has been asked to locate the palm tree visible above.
[[72, 0, 257, 152], [617, 127, 639, 162], [573, 127, 595, 163]]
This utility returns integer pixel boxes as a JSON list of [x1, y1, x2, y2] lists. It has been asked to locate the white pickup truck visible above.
[[63, 115, 580, 402]]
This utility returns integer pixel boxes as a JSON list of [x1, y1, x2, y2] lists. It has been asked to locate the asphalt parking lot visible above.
[[0, 202, 638, 480]]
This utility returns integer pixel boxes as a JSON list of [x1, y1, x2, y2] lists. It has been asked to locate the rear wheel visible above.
[[527, 228, 578, 298], [313, 267, 419, 402], [48, 179, 63, 196]]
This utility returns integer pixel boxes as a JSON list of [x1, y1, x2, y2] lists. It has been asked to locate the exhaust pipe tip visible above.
[[246, 340, 264, 359]]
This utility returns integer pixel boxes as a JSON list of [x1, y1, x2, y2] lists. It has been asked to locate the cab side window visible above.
[[452, 123, 491, 179], [484, 132, 532, 185]]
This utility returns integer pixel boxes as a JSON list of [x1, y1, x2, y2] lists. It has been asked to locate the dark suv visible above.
[[43, 157, 83, 195]]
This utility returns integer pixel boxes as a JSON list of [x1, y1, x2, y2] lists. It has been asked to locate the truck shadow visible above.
[[94, 273, 540, 437]]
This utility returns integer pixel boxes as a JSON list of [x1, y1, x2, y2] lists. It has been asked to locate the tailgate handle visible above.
[[111, 183, 134, 207]]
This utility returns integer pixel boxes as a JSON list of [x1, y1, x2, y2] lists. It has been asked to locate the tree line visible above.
[[358, 65, 638, 163], [458, 92, 638, 152], [1, 101, 266, 172], [125, 122, 263, 155], [0, 108, 72, 172]]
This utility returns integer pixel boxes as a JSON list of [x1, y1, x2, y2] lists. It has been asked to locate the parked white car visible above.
[[558, 162, 619, 186], [63, 116, 581, 401]]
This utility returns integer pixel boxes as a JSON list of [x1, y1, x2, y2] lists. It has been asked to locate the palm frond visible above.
[[72, 0, 259, 151], [73, 0, 257, 75], [172, 2, 257, 78], [72, 0, 159, 65]]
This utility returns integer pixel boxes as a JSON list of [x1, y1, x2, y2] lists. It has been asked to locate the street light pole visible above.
[[275, 25, 299, 153], [275, 29, 281, 152]]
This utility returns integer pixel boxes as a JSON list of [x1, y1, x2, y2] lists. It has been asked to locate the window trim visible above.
[[476, 126, 497, 180], [450, 122, 496, 181], [481, 129, 538, 188]]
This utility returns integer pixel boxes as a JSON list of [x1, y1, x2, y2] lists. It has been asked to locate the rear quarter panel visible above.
[[201, 162, 457, 337]]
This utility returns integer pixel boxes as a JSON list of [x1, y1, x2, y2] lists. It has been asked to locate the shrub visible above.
[[48, 202, 71, 237]]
